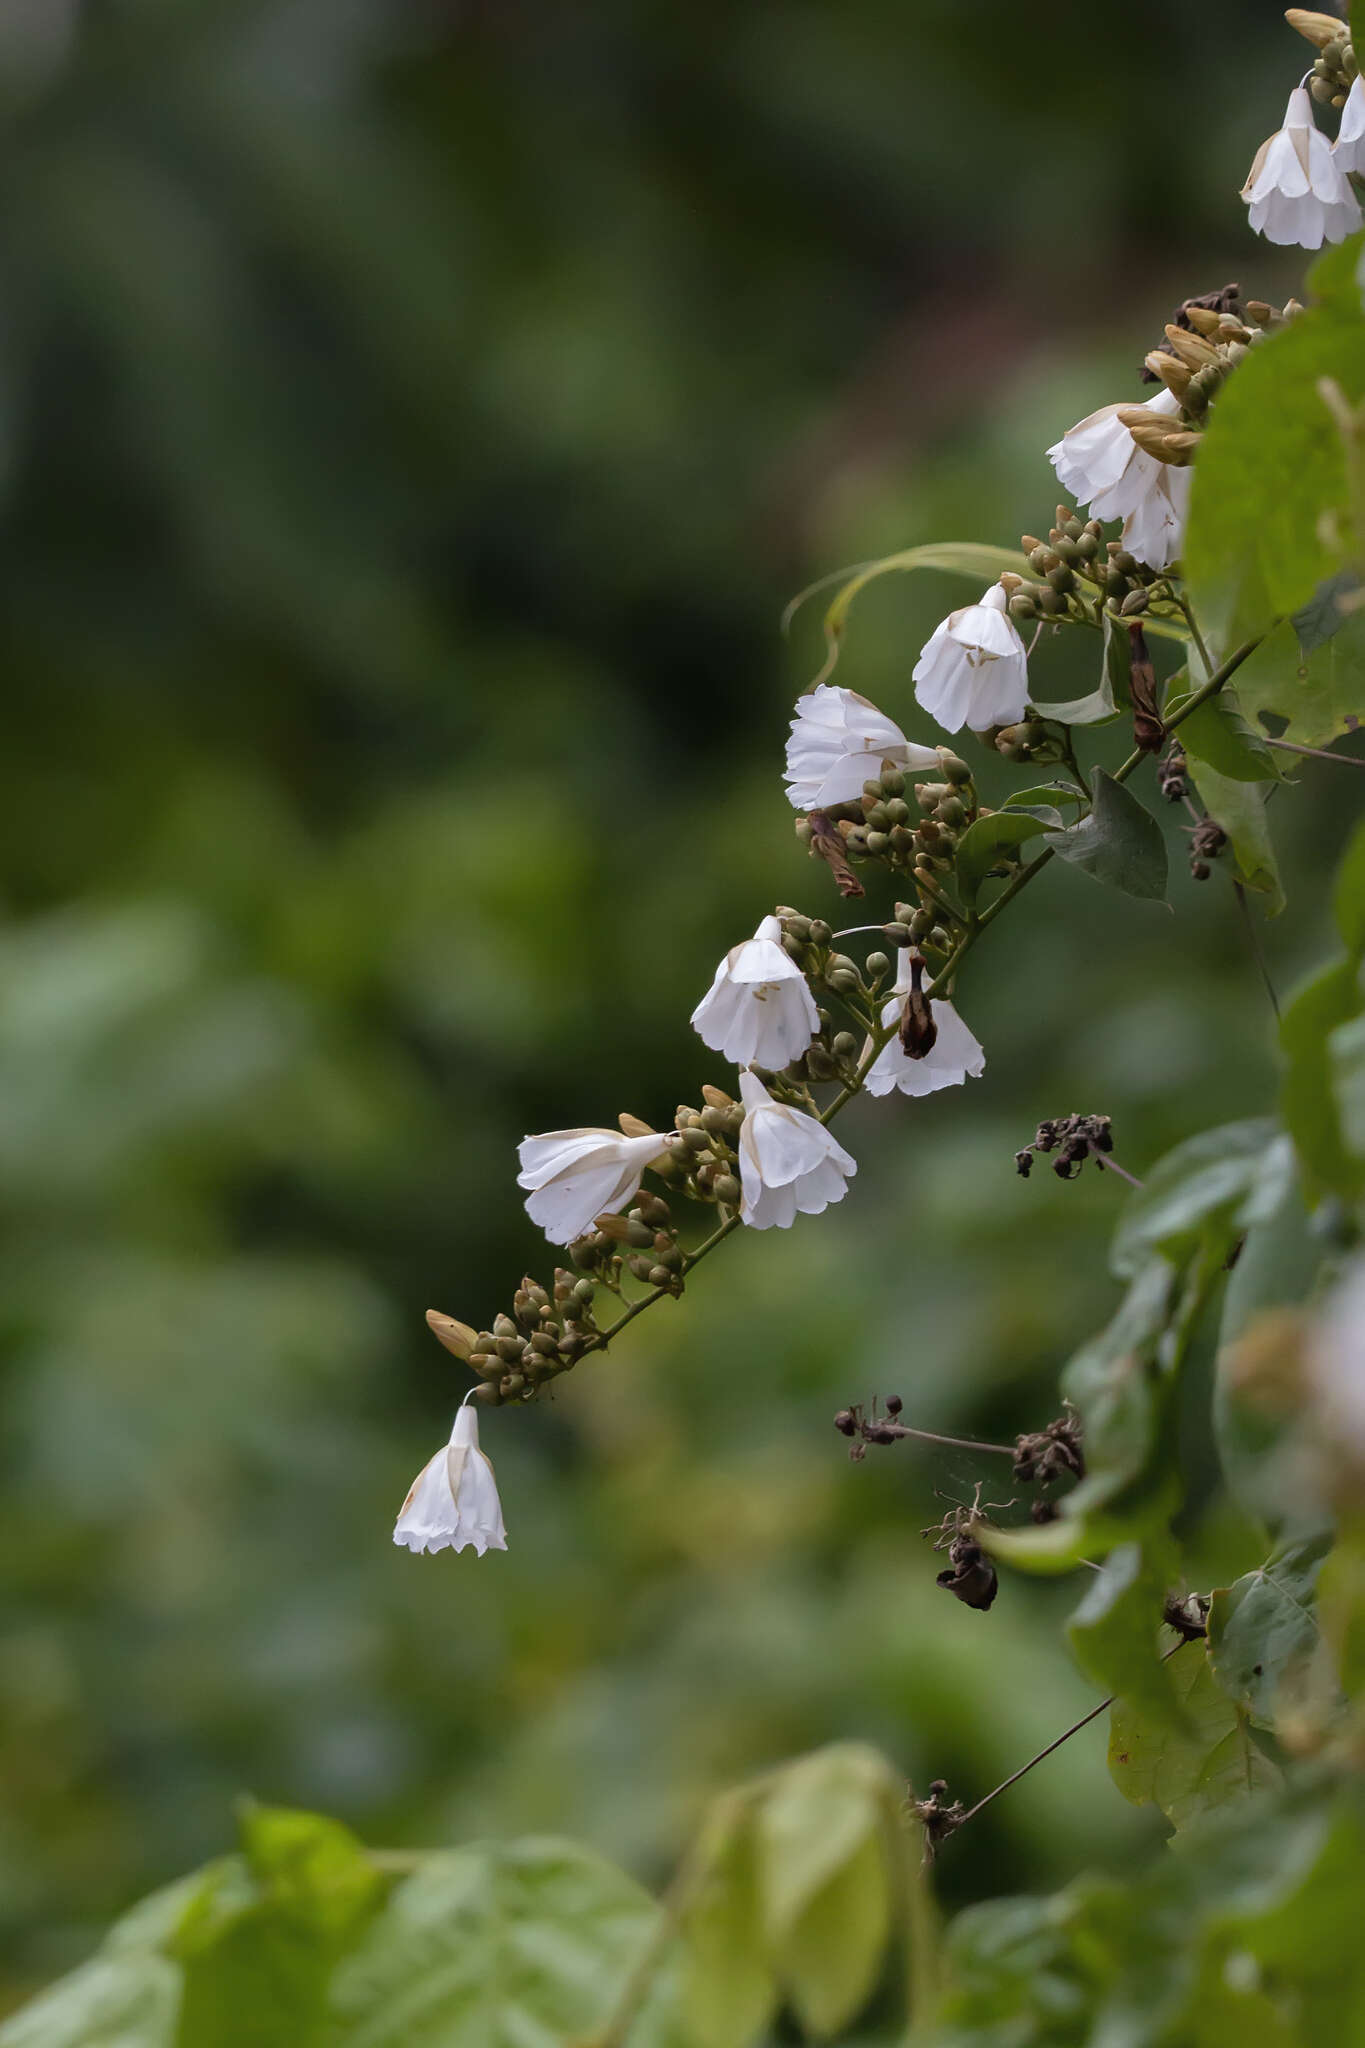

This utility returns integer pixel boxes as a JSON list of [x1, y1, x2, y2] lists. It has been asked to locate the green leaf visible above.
[[1047, 769, 1167, 901], [1215, 1166, 1324, 1536], [1317, 1517, 1365, 1702], [170, 1806, 384, 2048], [1068, 1542, 1189, 1732], [1334, 815, 1365, 957], [1110, 1119, 1287, 1281], [1281, 956, 1365, 1201], [755, 1746, 897, 2040], [1168, 685, 1281, 783], [1182, 753, 1286, 913], [1234, 612, 1365, 750], [676, 1799, 776, 2048], [1108, 1647, 1278, 1830], [328, 1838, 662, 2048], [1032, 613, 1132, 727], [0, 1877, 205, 2048], [1208, 1532, 1334, 1731], [1000, 782, 1086, 811], [1294, 568, 1362, 656], [1184, 296, 1365, 648], [954, 808, 1059, 910], [1331, 1009, 1365, 1162]]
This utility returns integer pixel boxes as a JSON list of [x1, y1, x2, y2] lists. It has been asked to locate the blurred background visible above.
[[0, 0, 1352, 2012]]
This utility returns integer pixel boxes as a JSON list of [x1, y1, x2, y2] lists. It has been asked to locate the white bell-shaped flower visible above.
[[691, 914, 820, 1069], [1337, 76, 1365, 175], [864, 952, 985, 1098], [1048, 386, 1191, 572], [785, 684, 939, 812], [736, 1067, 856, 1230], [1242, 87, 1361, 248], [912, 584, 1030, 735], [394, 1397, 507, 1557], [517, 1124, 674, 1245]]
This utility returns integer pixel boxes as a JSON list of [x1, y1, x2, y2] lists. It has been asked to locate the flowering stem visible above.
[[875, 1420, 1016, 1456], [1094, 1156, 1144, 1190]]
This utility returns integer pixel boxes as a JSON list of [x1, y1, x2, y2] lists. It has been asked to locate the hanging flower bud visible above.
[[1336, 75, 1365, 174], [393, 1397, 507, 1557], [691, 915, 821, 1068], [785, 685, 939, 811], [1242, 87, 1361, 249], [898, 952, 938, 1059], [517, 1126, 677, 1246], [864, 953, 985, 1098], [912, 585, 1030, 735], [1048, 387, 1191, 572], [735, 1068, 856, 1230]]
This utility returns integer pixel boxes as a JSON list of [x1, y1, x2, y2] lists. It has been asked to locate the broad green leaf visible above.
[[1047, 769, 1167, 901], [0, 1876, 206, 2048], [328, 1838, 661, 2048], [1234, 611, 1365, 749], [999, 782, 1086, 811], [1306, 229, 1365, 318], [676, 1799, 776, 2048], [1110, 1119, 1286, 1281], [1168, 685, 1281, 783], [1281, 956, 1365, 1201], [1215, 1168, 1324, 1536], [775, 1827, 890, 2041], [1068, 1542, 1189, 1731], [1184, 296, 1365, 648], [170, 1806, 384, 2048], [1208, 1532, 1334, 1731], [954, 809, 1059, 910], [1032, 613, 1131, 727], [1317, 1517, 1365, 1702], [1182, 754, 1285, 913], [1294, 568, 1362, 655], [1109, 1647, 1278, 1830], [757, 1746, 897, 2041], [1334, 814, 1365, 957], [1331, 1009, 1365, 1161]]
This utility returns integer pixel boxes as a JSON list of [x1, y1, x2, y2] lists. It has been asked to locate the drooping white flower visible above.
[[394, 1397, 507, 1557], [864, 952, 986, 1098], [736, 1067, 856, 1230], [1048, 386, 1191, 572], [1242, 86, 1361, 249], [691, 914, 820, 1069], [1307, 1257, 1365, 1464], [1337, 76, 1365, 176], [517, 1123, 675, 1245], [785, 685, 939, 812], [911, 584, 1030, 735]]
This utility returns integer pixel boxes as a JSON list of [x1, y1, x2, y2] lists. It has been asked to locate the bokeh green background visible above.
[[0, 0, 1353, 2014]]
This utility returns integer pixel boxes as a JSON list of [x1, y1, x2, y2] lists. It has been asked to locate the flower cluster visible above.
[[1241, 14, 1365, 250]]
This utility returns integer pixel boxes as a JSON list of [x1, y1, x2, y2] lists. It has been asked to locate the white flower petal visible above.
[[913, 585, 1029, 733], [785, 685, 938, 810], [736, 1068, 856, 1230], [1243, 89, 1362, 248], [394, 1403, 508, 1557], [517, 1128, 672, 1244], [691, 917, 820, 1069]]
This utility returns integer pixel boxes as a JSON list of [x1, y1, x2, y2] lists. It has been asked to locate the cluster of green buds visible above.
[[659, 1084, 745, 1207], [1288, 8, 1358, 101], [794, 749, 976, 899], [425, 1283, 603, 1401], [1137, 300, 1299, 451], [1002, 510, 1161, 633]]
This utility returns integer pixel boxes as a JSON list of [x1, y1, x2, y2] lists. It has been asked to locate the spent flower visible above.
[[864, 953, 986, 1098]]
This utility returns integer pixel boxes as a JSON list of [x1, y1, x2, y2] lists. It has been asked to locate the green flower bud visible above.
[[1046, 563, 1075, 595], [713, 1173, 741, 1205], [573, 1276, 595, 1302], [648, 1265, 674, 1289], [1028, 545, 1052, 575], [809, 919, 832, 946], [530, 1330, 559, 1358], [862, 779, 884, 806], [865, 829, 890, 856], [927, 925, 950, 951], [783, 913, 812, 941], [865, 951, 890, 979], [937, 796, 967, 829], [831, 1030, 857, 1057], [795, 818, 813, 845], [1120, 587, 1149, 616], [864, 802, 891, 831], [1036, 587, 1066, 616], [496, 1334, 524, 1363], [628, 1253, 655, 1282], [681, 1127, 710, 1153], [807, 1045, 839, 1080], [884, 797, 910, 826], [917, 782, 951, 811], [470, 1350, 500, 1377], [937, 751, 972, 785], [828, 968, 859, 994], [493, 1313, 517, 1340], [1104, 566, 1128, 600], [1075, 531, 1099, 561], [500, 1372, 525, 1397], [880, 766, 906, 797], [910, 908, 934, 939], [1008, 593, 1038, 622]]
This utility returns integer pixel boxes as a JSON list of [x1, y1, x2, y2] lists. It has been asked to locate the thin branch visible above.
[[952, 1637, 1194, 1832], [1266, 736, 1365, 767], [1094, 1156, 1145, 1190], [874, 1421, 1016, 1457]]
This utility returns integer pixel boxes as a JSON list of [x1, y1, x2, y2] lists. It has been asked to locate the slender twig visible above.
[[1266, 736, 1365, 767], [1094, 1157, 1145, 1190], [951, 1637, 1194, 1832], [874, 1421, 1016, 1457], [1232, 879, 1281, 1021]]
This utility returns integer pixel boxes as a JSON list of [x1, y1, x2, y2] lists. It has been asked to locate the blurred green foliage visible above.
[[0, 0, 1356, 2020]]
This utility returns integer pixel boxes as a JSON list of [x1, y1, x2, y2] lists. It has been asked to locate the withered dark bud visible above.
[[898, 953, 938, 1059], [806, 810, 866, 899], [936, 1537, 999, 1612], [1163, 1591, 1210, 1641], [1015, 1148, 1033, 1178], [1127, 621, 1164, 753], [1157, 744, 1187, 803], [885, 1393, 903, 1416], [1030, 1497, 1059, 1524], [1140, 282, 1242, 378], [833, 1409, 857, 1437]]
